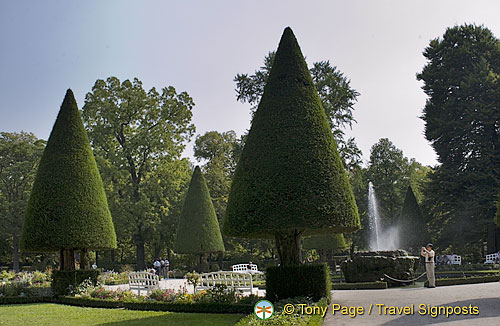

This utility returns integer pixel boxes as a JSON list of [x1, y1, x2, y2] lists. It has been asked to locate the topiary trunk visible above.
[[275, 230, 303, 266], [60, 249, 76, 271]]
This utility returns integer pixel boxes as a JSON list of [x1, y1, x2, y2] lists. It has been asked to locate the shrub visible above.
[[58, 296, 254, 313], [425, 275, 500, 287], [332, 281, 387, 290], [266, 264, 331, 302], [52, 270, 99, 296], [0, 282, 28, 297]]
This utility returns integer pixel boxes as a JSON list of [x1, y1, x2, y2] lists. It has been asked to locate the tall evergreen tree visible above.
[[418, 25, 500, 255], [495, 191, 500, 226], [398, 186, 430, 252], [21, 89, 116, 270], [224, 27, 360, 266], [174, 166, 225, 266]]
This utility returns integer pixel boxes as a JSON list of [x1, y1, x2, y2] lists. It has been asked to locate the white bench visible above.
[[197, 271, 253, 293], [231, 263, 263, 275], [485, 253, 499, 264], [128, 272, 159, 295]]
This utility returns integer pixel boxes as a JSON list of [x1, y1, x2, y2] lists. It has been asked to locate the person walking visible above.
[[153, 258, 161, 275], [421, 243, 436, 288]]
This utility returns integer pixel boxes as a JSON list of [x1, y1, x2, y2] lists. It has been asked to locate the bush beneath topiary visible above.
[[52, 270, 99, 296], [266, 264, 331, 302]]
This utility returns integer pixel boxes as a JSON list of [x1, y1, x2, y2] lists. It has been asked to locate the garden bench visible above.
[[485, 253, 499, 264], [197, 271, 254, 293], [231, 263, 263, 275], [128, 272, 159, 295]]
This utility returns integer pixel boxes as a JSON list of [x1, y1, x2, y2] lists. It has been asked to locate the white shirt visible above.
[[422, 248, 435, 263]]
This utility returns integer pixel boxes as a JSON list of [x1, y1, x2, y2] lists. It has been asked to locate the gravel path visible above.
[[323, 282, 500, 326]]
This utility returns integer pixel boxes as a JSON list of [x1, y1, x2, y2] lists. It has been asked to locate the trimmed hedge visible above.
[[332, 281, 387, 290], [425, 275, 500, 287], [266, 264, 331, 302], [52, 270, 99, 296], [0, 296, 55, 305], [58, 296, 253, 314]]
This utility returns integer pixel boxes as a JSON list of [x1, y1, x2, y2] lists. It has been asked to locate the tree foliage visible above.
[[21, 90, 117, 265], [224, 27, 360, 266], [82, 77, 195, 270], [0, 132, 45, 271], [302, 234, 347, 251], [174, 166, 224, 255], [417, 24, 500, 255], [234, 50, 362, 170], [398, 186, 430, 252]]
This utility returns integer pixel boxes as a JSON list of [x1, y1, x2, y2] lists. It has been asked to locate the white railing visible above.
[[197, 271, 253, 292], [231, 263, 263, 274], [485, 253, 499, 264], [128, 272, 159, 295]]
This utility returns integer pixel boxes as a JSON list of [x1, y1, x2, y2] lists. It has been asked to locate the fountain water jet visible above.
[[367, 182, 399, 251]]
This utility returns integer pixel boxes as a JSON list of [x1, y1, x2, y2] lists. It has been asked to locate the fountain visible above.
[[340, 182, 418, 286], [368, 182, 399, 251]]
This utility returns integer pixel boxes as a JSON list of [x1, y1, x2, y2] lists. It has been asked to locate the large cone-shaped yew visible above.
[[224, 28, 360, 266], [21, 89, 116, 270]]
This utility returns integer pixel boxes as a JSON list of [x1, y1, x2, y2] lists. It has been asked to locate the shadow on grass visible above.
[[383, 297, 500, 326], [96, 313, 245, 326]]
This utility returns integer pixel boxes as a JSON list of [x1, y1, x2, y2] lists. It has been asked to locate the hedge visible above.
[[58, 296, 253, 313], [332, 281, 387, 290], [425, 275, 500, 287], [52, 270, 99, 296], [266, 264, 331, 302], [0, 296, 55, 305]]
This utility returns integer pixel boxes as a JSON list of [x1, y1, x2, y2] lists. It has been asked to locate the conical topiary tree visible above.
[[174, 166, 225, 268], [223, 27, 360, 266], [21, 89, 116, 270], [398, 186, 430, 252]]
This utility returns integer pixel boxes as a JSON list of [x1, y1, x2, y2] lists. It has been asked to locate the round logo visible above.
[[254, 300, 274, 320]]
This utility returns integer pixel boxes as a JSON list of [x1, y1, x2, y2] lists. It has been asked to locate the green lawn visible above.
[[0, 304, 244, 326]]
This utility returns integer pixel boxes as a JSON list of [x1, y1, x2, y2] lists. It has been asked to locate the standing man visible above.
[[421, 243, 436, 288], [164, 258, 170, 278]]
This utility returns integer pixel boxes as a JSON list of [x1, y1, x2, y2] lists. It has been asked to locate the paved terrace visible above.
[[324, 282, 500, 326]]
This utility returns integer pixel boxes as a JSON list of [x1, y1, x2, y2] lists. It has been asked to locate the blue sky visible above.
[[2, 0, 500, 166]]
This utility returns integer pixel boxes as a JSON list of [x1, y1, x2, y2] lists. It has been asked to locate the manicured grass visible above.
[[0, 303, 244, 325]]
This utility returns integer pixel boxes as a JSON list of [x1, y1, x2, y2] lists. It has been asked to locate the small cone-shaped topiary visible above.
[[224, 27, 359, 266], [174, 166, 225, 256], [21, 89, 116, 256], [302, 234, 348, 251], [398, 186, 430, 251]]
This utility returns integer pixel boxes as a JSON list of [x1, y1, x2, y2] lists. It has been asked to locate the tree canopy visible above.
[[302, 234, 347, 251], [174, 166, 224, 255], [234, 49, 362, 170], [21, 89, 116, 258], [417, 24, 500, 255], [0, 132, 45, 271], [82, 77, 195, 270], [224, 27, 359, 265]]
